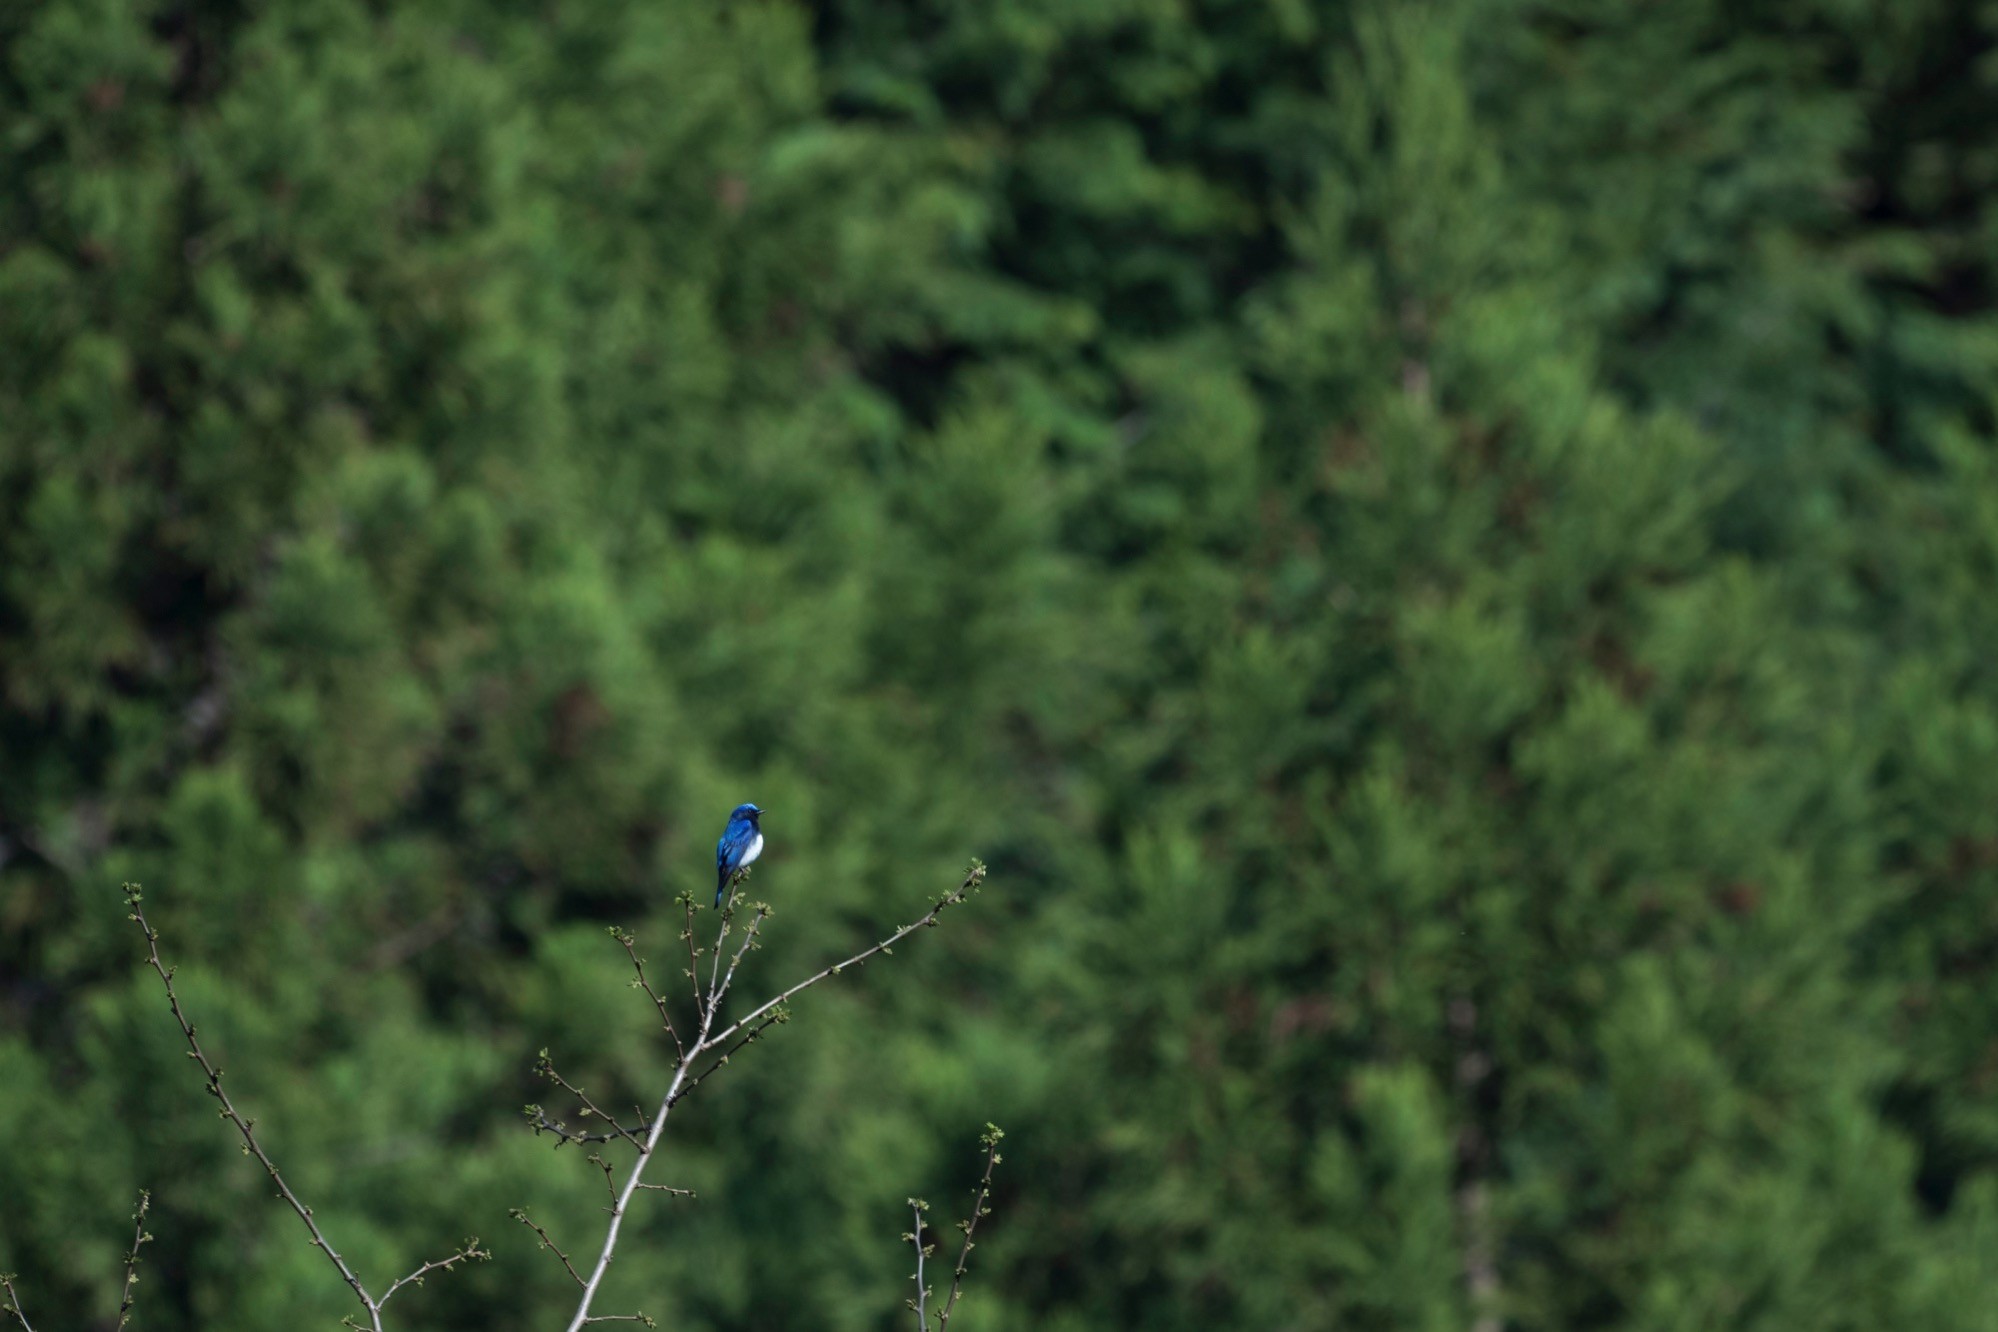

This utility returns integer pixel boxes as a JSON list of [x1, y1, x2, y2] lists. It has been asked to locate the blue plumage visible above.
[[714, 803, 766, 907]]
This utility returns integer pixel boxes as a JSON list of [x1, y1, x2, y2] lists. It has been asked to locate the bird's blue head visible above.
[[729, 803, 764, 825]]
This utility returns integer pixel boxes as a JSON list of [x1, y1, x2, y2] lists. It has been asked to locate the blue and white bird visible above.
[[714, 803, 766, 907]]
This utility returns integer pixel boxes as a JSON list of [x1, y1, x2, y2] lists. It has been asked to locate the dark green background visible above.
[[5, 2, 1998, 1328]]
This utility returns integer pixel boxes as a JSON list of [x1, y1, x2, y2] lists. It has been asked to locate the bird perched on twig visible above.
[[714, 803, 765, 907]]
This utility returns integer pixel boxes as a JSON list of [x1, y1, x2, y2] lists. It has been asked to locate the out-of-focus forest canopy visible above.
[[4, 1, 1998, 1328]]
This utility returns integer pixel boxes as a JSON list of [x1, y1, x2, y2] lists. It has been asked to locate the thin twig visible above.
[[935, 1125, 1005, 1329], [706, 865, 985, 1053], [678, 893, 708, 1026], [509, 1204, 658, 1328], [123, 883, 485, 1330], [706, 904, 768, 1023], [509, 1210, 586, 1288], [115, 1190, 153, 1332], [611, 928, 683, 1062], [907, 1199, 931, 1331], [525, 1106, 648, 1148], [705, 881, 739, 1001], [378, 1240, 490, 1308], [587, 1154, 619, 1208], [668, 1009, 788, 1109], [0, 1273, 35, 1332], [123, 885, 384, 1331], [633, 1183, 695, 1198], [533, 1053, 645, 1149]]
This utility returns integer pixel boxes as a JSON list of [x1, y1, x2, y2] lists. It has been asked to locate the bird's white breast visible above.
[[740, 832, 764, 867]]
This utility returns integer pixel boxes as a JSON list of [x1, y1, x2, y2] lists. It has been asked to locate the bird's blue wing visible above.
[[715, 818, 750, 904], [722, 820, 755, 868]]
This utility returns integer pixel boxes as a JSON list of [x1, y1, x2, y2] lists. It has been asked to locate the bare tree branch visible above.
[[706, 866, 985, 1053], [111, 845, 995, 1330], [906, 1199, 932, 1331], [556, 984, 714, 1328], [125, 886, 382, 1327], [935, 1126, 1004, 1330], [708, 902, 768, 1020], [122, 884, 487, 1331], [707, 892, 736, 998], [633, 1183, 694, 1198], [679, 894, 704, 1023], [509, 1206, 658, 1325], [378, 1240, 491, 1309], [901, 1126, 1005, 1331], [551, 862, 986, 1332], [524, 1105, 648, 1148], [0, 1273, 36, 1332], [115, 1190, 152, 1332], [509, 1209, 586, 1288], [610, 928, 683, 1062], [667, 1008, 787, 1109], [533, 1053, 645, 1150], [1, 1189, 154, 1332]]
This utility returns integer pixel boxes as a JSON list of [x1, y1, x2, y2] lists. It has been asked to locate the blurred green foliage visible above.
[[4, 1, 1998, 1329]]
